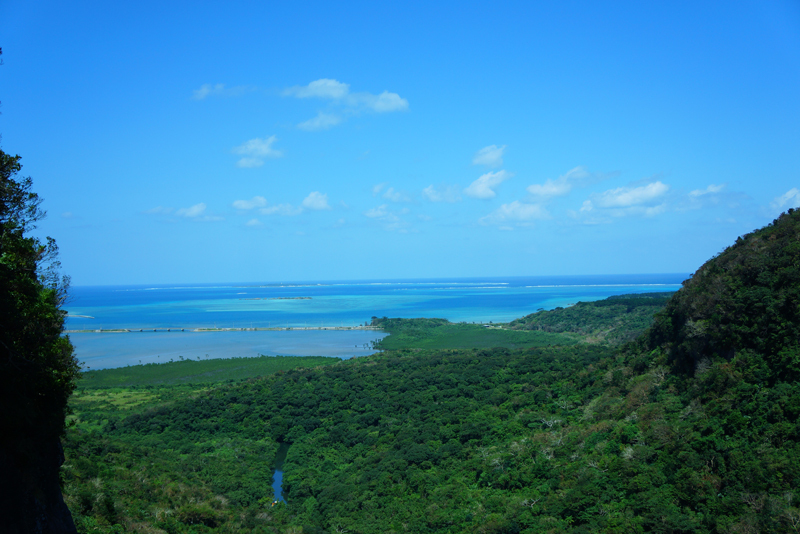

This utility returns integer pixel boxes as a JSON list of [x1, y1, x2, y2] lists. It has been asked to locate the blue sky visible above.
[[1, 1, 799, 285]]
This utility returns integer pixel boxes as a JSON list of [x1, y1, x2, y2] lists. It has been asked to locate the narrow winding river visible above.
[[271, 442, 290, 503]]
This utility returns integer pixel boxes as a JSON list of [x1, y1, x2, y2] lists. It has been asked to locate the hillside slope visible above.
[[508, 292, 674, 346], [644, 209, 800, 378]]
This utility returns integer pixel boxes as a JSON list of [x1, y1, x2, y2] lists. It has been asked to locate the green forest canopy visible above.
[[61, 210, 800, 533]]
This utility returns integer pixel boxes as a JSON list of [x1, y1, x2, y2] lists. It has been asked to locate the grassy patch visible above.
[[68, 388, 173, 432]]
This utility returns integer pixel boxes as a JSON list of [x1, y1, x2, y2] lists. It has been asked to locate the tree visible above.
[[0, 146, 80, 533], [0, 148, 79, 445]]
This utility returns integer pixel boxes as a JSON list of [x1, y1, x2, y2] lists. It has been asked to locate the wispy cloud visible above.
[[591, 181, 669, 209], [372, 183, 411, 202], [260, 204, 303, 216], [232, 136, 283, 168], [675, 183, 728, 212], [233, 195, 306, 216], [284, 79, 350, 99], [577, 181, 669, 220], [422, 185, 461, 203], [480, 201, 549, 226], [192, 83, 255, 100], [245, 218, 263, 227], [232, 196, 268, 210], [472, 145, 506, 168], [771, 188, 800, 212], [144, 206, 174, 215], [285, 79, 408, 130], [464, 170, 512, 199], [297, 112, 342, 131], [176, 203, 207, 217], [176, 203, 224, 221], [302, 191, 331, 210], [382, 187, 411, 202], [192, 83, 225, 100], [527, 166, 593, 199], [689, 184, 725, 197], [359, 91, 409, 113], [364, 204, 389, 218], [363, 204, 410, 232]]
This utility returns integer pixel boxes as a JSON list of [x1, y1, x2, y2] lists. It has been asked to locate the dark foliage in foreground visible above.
[[1, 146, 79, 532]]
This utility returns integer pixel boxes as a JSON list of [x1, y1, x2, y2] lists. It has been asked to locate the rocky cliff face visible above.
[[0, 439, 77, 534]]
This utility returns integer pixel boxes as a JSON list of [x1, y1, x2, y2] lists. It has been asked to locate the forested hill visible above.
[[61, 212, 800, 533], [642, 208, 800, 377], [507, 292, 674, 346]]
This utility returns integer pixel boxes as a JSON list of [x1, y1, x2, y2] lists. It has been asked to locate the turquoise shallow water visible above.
[[67, 275, 686, 369]]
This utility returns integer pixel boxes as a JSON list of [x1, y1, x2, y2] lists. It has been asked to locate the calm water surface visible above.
[[67, 275, 686, 369]]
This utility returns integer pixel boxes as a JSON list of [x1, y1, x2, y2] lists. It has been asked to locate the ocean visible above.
[[66, 274, 686, 369]]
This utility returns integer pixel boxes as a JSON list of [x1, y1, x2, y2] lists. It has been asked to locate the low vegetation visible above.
[[508, 292, 675, 346], [80, 355, 339, 389], [371, 317, 580, 350]]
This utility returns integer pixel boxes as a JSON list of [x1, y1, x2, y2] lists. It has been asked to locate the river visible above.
[[272, 442, 290, 504]]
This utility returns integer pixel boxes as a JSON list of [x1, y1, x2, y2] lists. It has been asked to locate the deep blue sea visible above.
[[66, 274, 687, 370]]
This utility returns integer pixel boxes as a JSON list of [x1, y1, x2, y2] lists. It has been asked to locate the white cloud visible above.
[[175, 203, 224, 221], [360, 91, 409, 113], [592, 181, 669, 208], [260, 204, 303, 216], [771, 188, 800, 211], [363, 204, 409, 232], [472, 145, 506, 168], [284, 79, 350, 99], [527, 166, 590, 199], [232, 136, 283, 168], [192, 83, 225, 100], [176, 203, 207, 218], [575, 180, 670, 221], [464, 170, 512, 199], [480, 201, 549, 225], [364, 205, 389, 218], [233, 196, 268, 210], [423, 185, 461, 203], [284, 79, 408, 121], [298, 112, 342, 131], [61, 211, 75, 219], [302, 191, 331, 211], [192, 83, 254, 100], [245, 218, 263, 227], [689, 184, 725, 197], [382, 187, 411, 202], [372, 183, 388, 196]]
